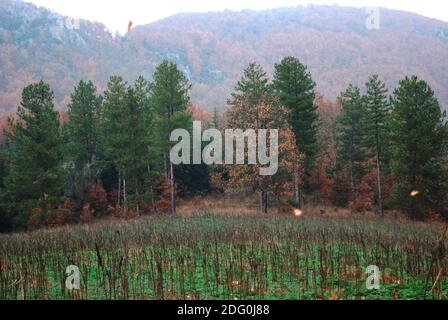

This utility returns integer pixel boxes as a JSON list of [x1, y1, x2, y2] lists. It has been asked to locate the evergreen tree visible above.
[[64, 80, 102, 213], [134, 76, 160, 211], [364, 75, 390, 216], [100, 76, 128, 209], [150, 61, 192, 214], [65, 80, 102, 172], [388, 76, 448, 220], [3, 81, 63, 228], [227, 62, 272, 132], [228, 62, 271, 109], [122, 85, 152, 216], [273, 57, 318, 173], [272, 57, 318, 207], [101, 76, 153, 216], [336, 85, 367, 205]]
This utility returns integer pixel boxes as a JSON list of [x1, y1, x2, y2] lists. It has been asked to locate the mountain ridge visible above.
[[1, 0, 448, 116]]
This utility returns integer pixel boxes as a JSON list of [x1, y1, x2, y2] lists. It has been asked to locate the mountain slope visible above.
[[1, 0, 448, 115]]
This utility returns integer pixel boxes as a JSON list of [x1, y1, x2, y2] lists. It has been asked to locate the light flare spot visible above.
[[410, 190, 420, 197]]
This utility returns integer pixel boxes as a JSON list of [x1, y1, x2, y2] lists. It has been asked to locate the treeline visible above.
[[1, 57, 447, 231], [314, 74, 448, 221], [0, 61, 210, 231]]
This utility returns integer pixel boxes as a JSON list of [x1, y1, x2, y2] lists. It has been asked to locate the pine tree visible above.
[[122, 86, 151, 216], [272, 57, 318, 208], [227, 62, 273, 130], [388, 76, 448, 220], [101, 76, 153, 216], [100, 76, 128, 209], [65, 81, 102, 171], [151, 61, 192, 214], [336, 85, 367, 205], [64, 80, 102, 212], [228, 62, 271, 110], [134, 76, 159, 212], [364, 75, 390, 216], [3, 81, 63, 228], [273, 57, 318, 171]]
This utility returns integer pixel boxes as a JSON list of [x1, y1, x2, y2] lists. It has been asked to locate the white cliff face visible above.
[[2, 0, 94, 47], [48, 16, 66, 42]]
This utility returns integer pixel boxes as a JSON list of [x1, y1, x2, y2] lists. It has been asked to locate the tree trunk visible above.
[[410, 148, 418, 220], [260, 191, 264, 213], [411, 174, 417, 221], [147, 164, 157, 213], [118, 171, 121, 208], [294, 172, 302, 208], [259, 192, 263, 214], [136, 186, 140, 217], [375, 151, 384, 217], [259, 191, 268, 214], [264, 192, 268, 214], [123, 179, 127, 213], [164, 153, 170, 180], [87, 161, 92, 186], [349, 160, 356, 204], [170, 161, 176, 215]]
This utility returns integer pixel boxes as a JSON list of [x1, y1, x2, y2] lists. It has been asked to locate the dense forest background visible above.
[[0, 0, 448, 116]]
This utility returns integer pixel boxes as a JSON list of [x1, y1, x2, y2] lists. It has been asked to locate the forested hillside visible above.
[[1, 0, 448, 116]]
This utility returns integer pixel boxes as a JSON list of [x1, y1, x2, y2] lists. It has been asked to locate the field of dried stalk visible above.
[[0, 201, 447, 300]]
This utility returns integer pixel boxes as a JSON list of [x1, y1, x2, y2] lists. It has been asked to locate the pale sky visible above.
[[26, 0, 448, 34]]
